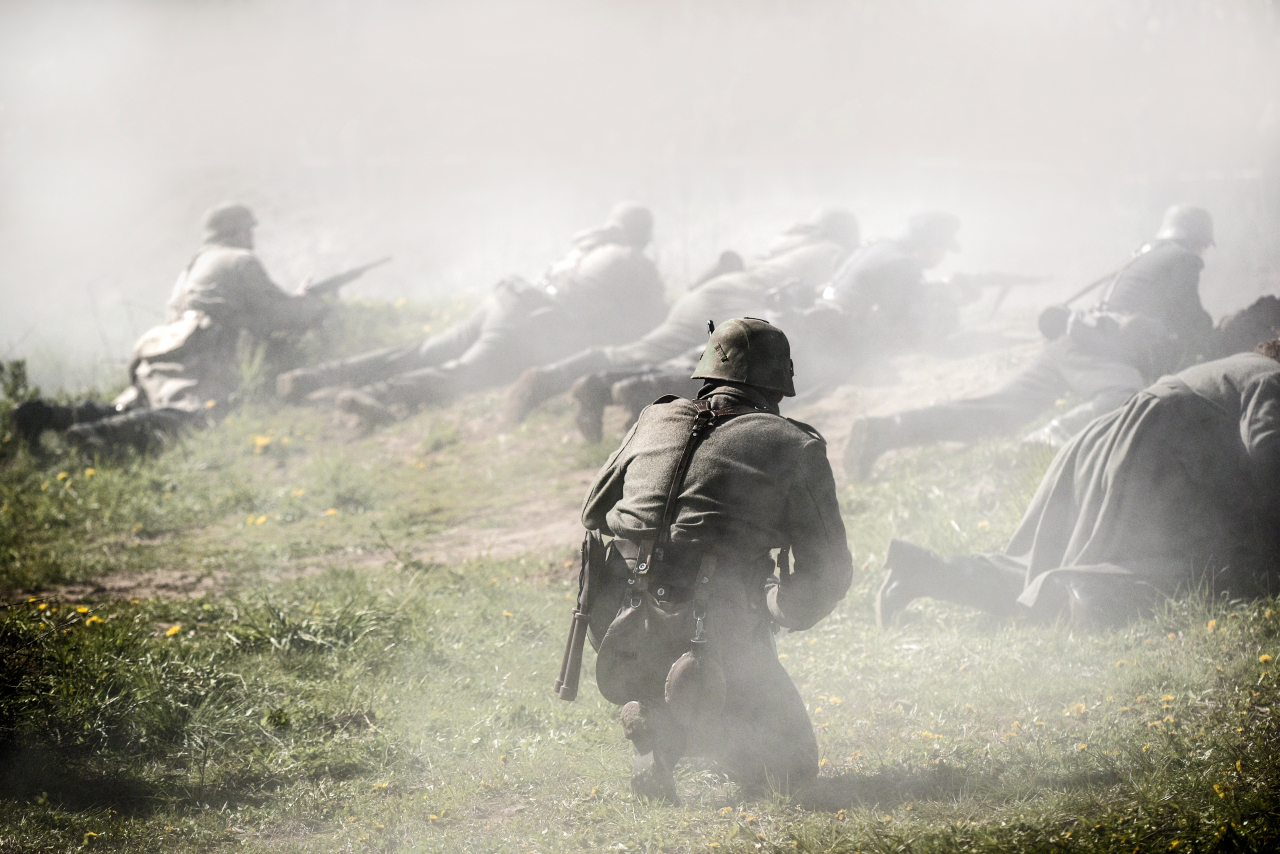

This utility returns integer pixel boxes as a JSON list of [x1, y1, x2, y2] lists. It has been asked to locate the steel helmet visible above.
[[608, 202, 654, 248], [1155, 204, 1214, 249], [203, 202, 257, 239], [691, 317, 795, 396], [904, 211, 962, 252]]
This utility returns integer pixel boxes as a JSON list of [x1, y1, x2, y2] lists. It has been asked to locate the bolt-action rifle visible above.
[[300, 256, 392, 298]]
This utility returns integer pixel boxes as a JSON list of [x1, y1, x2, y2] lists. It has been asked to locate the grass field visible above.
[[1, 304, 1277, 853]]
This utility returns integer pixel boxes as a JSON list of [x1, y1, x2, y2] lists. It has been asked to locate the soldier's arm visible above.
[[580, 421, 641, 534], [767, 438, 854, 631], [1168, 255, 1213, 342], [233, 254, 328, 335], [1243, 374, 1280, 521]]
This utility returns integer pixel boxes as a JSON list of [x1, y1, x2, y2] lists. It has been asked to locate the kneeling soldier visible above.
[[576, 318, 853, 802]]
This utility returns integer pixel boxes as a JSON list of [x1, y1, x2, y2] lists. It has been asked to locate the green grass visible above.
[[0, 301, 1277, 852]]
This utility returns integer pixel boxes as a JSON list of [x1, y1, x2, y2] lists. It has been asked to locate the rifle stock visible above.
[[554, 609, 589, 701]]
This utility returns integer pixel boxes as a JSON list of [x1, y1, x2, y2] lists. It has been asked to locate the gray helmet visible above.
[[691, 317, 795, 397], [1155, 204, 1214, 249], [904, 211, 962, 252], [203, 202, 257, 239], [608, 202, 654, 248]]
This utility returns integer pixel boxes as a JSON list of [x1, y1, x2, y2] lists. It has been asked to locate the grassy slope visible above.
[[1, 307, 1278, 853]]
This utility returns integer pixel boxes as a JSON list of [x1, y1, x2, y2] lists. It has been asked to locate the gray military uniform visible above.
[[515, 227, 852, 410], [854, 238, 1211, 465], [283, 228, 665, 410], [583, 383, 853, 787], [119, 243, 326, 414]]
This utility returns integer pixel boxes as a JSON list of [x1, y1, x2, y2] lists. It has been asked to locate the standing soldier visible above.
[[14, 203, 339, 455], [844, 204, 1216, 478], [276, 203, 667, 428], [578, 318, 853, 802]]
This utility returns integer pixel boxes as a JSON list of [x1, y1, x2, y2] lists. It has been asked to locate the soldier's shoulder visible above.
[[782, 416, 826, 444], [193, 245, 259, 273]]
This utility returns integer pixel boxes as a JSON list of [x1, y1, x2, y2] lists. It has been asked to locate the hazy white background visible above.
[[2, 0, 1277, 391]]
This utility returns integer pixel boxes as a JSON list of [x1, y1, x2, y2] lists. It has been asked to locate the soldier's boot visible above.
[[877, 540, 1024, 627], [276, 369, 332, 404], [64, 409, 195, 459], [505, 368, 561, 425], [611, 376, 664, 431], [620, 701, 685, 805], [842, 416, 894, 481], [12, 400, 72, 449], [335, 389, 397, 431], [569, 374, 611, 443]]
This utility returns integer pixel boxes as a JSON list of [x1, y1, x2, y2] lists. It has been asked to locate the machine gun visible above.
[[300, 256, 392, 298]]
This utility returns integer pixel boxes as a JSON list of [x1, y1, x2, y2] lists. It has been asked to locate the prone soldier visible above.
[[276, 203, 667, 428], [844, 204, 1217, 478], [506, 209, 860, 436], [568, 318, 854, 802], [14, 203, 364, 456]]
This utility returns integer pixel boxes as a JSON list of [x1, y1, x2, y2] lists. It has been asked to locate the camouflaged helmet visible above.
[[203, 202, 257, 239], [691, 317, 795, 397], [1155, 204, 1214, 249]]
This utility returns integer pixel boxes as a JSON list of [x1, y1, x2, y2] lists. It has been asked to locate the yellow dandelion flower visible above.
[[84, 468, 96, 477], [1161, 694, 1175, 701], [165, 624, 182, 637], [41, 481, 48, 491], [1077, 743, 1088, 750], [86, 616, 103, 626], [1259, 653, 1273, 663], [37, 603, 47, 611], [1208, 619, 1217, 632], [76, 606, 89, 614], [324, 508, 338, 516], [502, 611, 514, 617], [56, 471, 69, 481], [255, 515, 267, 525], [372, 782, 388, 789], [204, 399, 217, 408], [818, 757, 828, 767]]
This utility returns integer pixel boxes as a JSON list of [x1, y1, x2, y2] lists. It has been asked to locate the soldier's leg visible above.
[[1023, 345, 1145, 446], [692, 624, 819, 794], [612, 369, 702, 427], [276, 304, 488, 402], [844, 341, 1070, 478], [506, 348, 613, 424], [13, 398, 119, 451], [876, 539, 1032, 626], [506, 319, 696, 423], [620, 698, 686, 804], [64, 408, 207, 458]]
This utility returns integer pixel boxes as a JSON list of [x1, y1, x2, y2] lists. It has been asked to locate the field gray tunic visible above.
[[581, 382, 853, 784]]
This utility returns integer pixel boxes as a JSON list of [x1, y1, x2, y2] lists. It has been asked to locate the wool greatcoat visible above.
[[582, 382, 853, 786], [959, 351, 1280, 620]]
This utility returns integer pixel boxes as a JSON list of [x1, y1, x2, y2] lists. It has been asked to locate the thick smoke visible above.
[[1, 0, 1277, 391]]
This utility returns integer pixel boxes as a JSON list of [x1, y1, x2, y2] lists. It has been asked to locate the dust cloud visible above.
[[1, 0, 1277, 392]]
